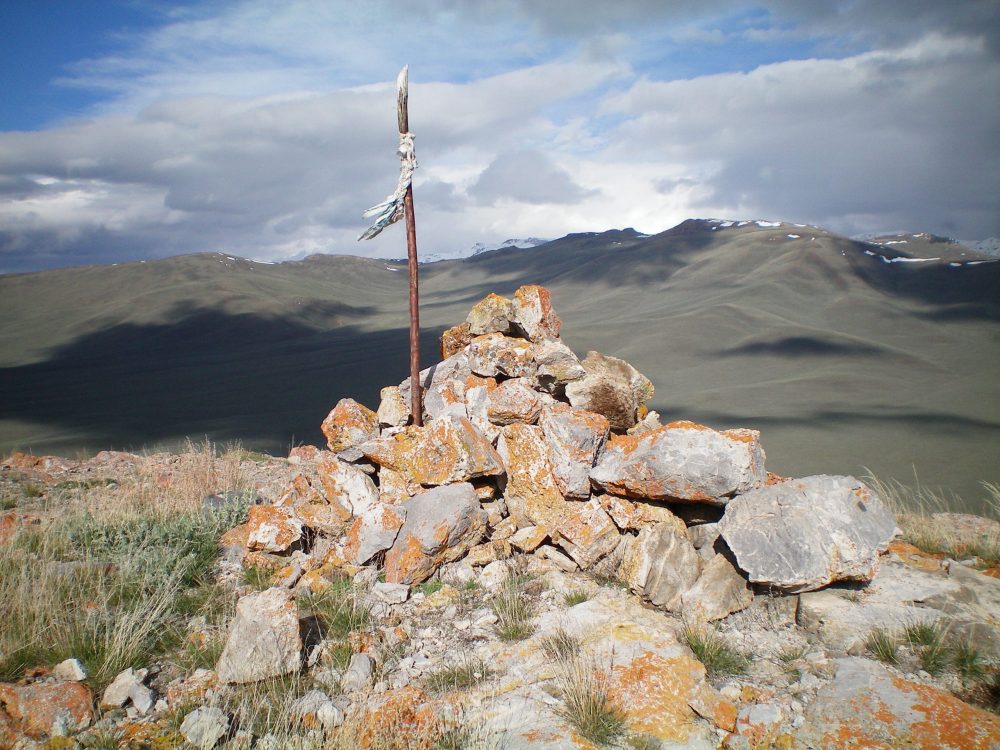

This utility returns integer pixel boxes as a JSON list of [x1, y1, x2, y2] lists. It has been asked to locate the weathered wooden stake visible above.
[[397, 68, 423, 426]]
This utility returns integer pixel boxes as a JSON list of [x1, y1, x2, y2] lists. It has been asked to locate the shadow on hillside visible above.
[[0, 307, 445, 454], [714, 335, 885, 357]]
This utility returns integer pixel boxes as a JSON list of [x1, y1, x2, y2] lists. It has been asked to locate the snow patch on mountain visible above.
[[418, 238, 551, 264]]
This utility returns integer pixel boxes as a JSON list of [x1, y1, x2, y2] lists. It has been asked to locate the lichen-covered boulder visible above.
[[793, 657, 1000, 749], [511, 284, 561, 342], [467, 333, 536, 379], [377, 386, 409, 428], [467, 293, 516, 335], [532, 339, 586, 390], [0, 681, 93, 738], [551, 498, 621, 569], [362, 416, 504, 486], [321, 398, 378, 453], [245, 505, 303, 552], [440, 321, 473, 359], [718, 475, 896, 592], [487, 378, 542, 425], [590, 420, 766, 503], [496, 423, 568, 529], [383, 483, 487, 584], [538, 403, 609, 499], [680, 553, 753, 622], [565, 351, 653, 431]]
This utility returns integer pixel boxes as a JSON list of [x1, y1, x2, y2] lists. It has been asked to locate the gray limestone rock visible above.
[[383, 482, 488, 584], [181, 706, 231, 750], [538, 403, 609, 499], [340, 653, 375, 693], [590, 421, 766, 503], [617, 522, 702, 610], [680, 553, 754, 622], [565, 351, 653, 431], [719, 475, 896, 592], [216, 588, 302, 683]]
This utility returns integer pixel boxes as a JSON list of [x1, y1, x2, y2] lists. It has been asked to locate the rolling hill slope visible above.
[[2, 219, 998, 505]]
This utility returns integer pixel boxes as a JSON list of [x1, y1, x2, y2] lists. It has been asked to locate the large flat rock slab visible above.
[[793, 657, 1000, 749], [719, 474, 896, 592], [590, 420, 766, 503]]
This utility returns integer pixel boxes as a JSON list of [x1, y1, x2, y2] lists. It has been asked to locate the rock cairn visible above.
[[226, 284, 897, 646]]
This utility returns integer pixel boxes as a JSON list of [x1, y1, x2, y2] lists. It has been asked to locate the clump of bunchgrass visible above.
[[540, 628, 582, 662], [554, 658, 628, 747], [302, 578, 372, 640], [425, 655, 492, 693], [903, 620, 942, 648], [954, 642, 986, 684], [865, 627, 899, 665], [683, 624, 750, 676], [491, 573, 535, 641], [243, 564, 276, 590], [564, 590, 589, 606]]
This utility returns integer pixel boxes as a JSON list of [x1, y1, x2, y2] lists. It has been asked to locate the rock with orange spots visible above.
[[399, 351, 473, 406], [511, 284, 561, 342], [383, 483, 487, 584], [321, 397, 379, 455], [487, 378, 542, 425], [0, 511, 41, 544], [618, 522, 701, 610], [465, 539, 513, 566], [339, 501, 406, 566], [440, 321, 473, 359], [794, 656, 1000, 749], [497, 423, 569, 529], [590, 421, 766, 503], [467, 292, 516, 335], [681, 552, 754, 622], [245, 505, 303, 552], [724, 703, 786, 749], [287, 444, 321, 464], [532, 339, 586, 390], [378, 466, 423, 505], [316, 454, 379, 511], [424, 378, 467, 421], [551, 499, 621, 569], [0, 680, 94, 738], [719, 475, 896, 592], [509, 525, 549, 552], [216, 587, 302, 683], [363, 416, 504, 486], [564, 351, 653, 431], [888, 540, 944, 572], [467, 332, 537, 379], [464, 377, 502, 442], [598, 494, 687, 534], [538, 403, 609, 498], [377, 385, 410, 428]]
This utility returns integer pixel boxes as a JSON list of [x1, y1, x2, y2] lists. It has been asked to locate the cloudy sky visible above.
[[1, 0, 998, 273]]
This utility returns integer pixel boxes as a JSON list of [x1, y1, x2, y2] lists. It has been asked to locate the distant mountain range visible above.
[[2, 218, 998, 504]]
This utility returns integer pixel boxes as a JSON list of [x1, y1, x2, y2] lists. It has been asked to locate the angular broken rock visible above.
[[552, 499, 621, 569], [467, 292, 515, 335], [423, 378, 468, 422], [383, 483, 488, 584], [467, 333, 536, 379], [511, 284, 561, 342], [532, 339, 586, 389], [497, 423, 568, 529], [377, 386, 409, 428], [245, 505, 304, 553], [680, 553, 753, 622], [718, 475, 896, 592], [618, 522, 701, 611], [538, 403, 609, 498], [487, 378, 542, 425], [598, 494, 687, 535], [440, 321, 473, 359], [321, 398, 378, 453], [217, 588, 302, 683], [399, 351, 472, 405], [362, 416, 504, 486], [0, 681, 94, 738], [339, 500, 406, 566], [591, 420, 766, 503], [181, 706, 231, 750], [565, 351, 653, 431], [316, 454, 378, 512]]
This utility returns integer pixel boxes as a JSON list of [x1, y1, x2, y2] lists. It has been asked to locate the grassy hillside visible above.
[[2, 220, 998, 506]]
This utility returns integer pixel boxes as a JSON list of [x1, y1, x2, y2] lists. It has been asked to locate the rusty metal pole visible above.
[[397, 68, 422, 426]]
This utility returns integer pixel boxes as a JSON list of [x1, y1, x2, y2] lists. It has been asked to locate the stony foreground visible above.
[[2, 285, 1000, 749]]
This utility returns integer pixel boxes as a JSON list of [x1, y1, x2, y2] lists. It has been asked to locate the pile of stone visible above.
[[223, 284, 898, 646]]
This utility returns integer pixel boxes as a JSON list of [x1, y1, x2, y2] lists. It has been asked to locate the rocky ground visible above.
[[2, 285, 1000, 750]]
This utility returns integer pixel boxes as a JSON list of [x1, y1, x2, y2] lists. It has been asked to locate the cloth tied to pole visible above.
[[358, 132, 417, 241]]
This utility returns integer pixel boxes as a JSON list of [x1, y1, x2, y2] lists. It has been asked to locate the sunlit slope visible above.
[[1, 220, 998, 504]]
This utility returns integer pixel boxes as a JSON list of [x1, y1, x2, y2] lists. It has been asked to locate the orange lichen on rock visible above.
[[440, 321, 473, 358], [321, 397, 378, 453], [0, 681, 94, 738], [888, 541, 944, 572]]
